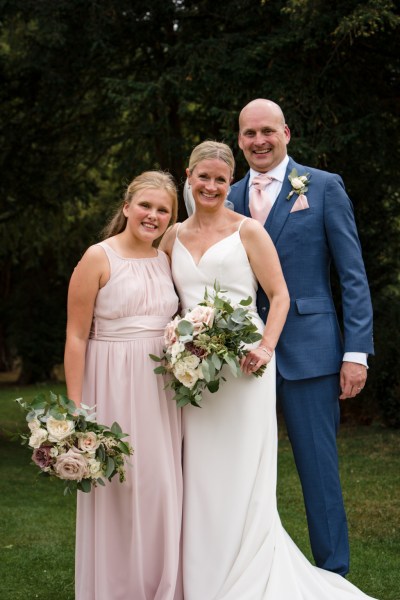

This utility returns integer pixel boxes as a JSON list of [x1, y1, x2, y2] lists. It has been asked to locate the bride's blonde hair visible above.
[[187, 141, 235, 176]]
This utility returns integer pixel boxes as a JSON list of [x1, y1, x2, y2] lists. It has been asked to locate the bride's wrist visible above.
[[259, 345, 274, 358]]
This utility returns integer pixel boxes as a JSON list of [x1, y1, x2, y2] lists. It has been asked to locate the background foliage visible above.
[[0, 0, 399, 422]]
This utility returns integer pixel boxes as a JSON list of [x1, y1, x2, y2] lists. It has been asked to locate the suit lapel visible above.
[[266, 157, 298, 244], [232, 173, 251, 217]]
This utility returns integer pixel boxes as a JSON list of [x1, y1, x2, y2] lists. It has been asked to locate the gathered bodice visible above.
[[90, 242, 178, 340], [171, 220, 258, 315]]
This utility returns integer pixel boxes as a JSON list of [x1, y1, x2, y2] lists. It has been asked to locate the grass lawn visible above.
[[1, 383, 399, 599]]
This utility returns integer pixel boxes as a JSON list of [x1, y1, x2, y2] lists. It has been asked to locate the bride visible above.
[[161, 141, 378, 600]]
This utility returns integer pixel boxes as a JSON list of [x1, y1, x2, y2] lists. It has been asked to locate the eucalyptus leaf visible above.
[[105, 457, 115, 479], [177, 397, 191, 408], [211, 353, 222, 370], [111, 422, 122, 435], [224, 354, 240, 377], [239, 296, 252, 306], [118, 441, 132, 456], [177, 319, 194, 336], [80, 478, 92, 493], [201, 360, 211, 382], [207, 379, 220, 393]]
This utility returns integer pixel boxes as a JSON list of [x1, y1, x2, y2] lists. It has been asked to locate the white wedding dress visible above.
[[171, 220, 377, 600]]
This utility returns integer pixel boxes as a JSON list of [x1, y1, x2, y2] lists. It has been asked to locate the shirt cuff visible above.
[[343, 352, 368, 367]]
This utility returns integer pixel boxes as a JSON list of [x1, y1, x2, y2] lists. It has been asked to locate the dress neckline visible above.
[[176, 230, 242, 267], [101, 241, 160, 261]]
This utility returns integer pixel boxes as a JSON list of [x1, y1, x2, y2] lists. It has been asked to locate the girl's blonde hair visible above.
[[102, 171, 178, 240]]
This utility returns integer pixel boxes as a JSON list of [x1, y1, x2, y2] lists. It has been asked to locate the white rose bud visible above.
[[291, 177, 304, 190], [88, 458, 103, 478], [28, 417, 41, 432], [169, 341, 185, 364], [29, 428, 48, 448]]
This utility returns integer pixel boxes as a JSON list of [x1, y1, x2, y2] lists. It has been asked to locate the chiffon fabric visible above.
[[171, 219, 377, 600], [75, 242, 183, 600]]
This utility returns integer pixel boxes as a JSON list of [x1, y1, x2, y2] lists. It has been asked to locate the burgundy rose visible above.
[[32, 445, 54, 469], [185, 341, 208, 359]]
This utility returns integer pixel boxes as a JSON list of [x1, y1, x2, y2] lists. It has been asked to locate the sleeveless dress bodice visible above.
[[172, 227, 258, 316], [91, 242, 178, 340]]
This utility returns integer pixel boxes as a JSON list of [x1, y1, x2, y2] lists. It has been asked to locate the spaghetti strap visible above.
[[237, 217, 248, 232], [175, 223, 183, 240]]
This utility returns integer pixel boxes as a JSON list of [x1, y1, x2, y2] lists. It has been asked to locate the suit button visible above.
[[261, 307, 267, 312]]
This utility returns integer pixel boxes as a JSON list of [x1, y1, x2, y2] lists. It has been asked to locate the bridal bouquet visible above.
[[16, 391, 133, 494], [151, 282, 265, 408]]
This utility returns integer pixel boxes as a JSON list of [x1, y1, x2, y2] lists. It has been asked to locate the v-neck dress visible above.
[[171, 220, 377, 600], [75, 242, 183, 600]]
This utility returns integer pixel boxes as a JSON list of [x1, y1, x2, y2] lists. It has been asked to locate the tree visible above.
[[0, 0, 399, 422]]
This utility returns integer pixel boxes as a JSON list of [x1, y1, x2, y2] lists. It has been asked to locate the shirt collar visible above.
[[248, 155, 289, 187]]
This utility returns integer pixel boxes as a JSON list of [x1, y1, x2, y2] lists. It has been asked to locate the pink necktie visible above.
[[249, 174, 274, 224]]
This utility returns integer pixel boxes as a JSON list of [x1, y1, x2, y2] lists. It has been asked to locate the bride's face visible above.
[[187, 159, 231, 209]]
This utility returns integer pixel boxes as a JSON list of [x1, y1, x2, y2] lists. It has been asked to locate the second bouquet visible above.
[[151, 282, 266, 407]]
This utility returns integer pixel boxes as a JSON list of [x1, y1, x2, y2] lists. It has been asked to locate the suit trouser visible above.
[[277, 371, 350, 576]]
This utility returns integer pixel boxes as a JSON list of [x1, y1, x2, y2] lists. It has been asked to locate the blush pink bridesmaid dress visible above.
[[75, 242, 182, 600]]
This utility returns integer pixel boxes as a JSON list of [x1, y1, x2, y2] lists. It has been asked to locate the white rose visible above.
[[77, 431, 100, 452], [173, 355, 201, 389], [54, 447, 90, 481], [186, 305, 215, 334], [29, 428, 48, 448], [88, 458, 103, 478], [169, 341, 185, 364], [291, 177, 304, 190], [28, 417, 41, 432], [46, 416, 75, 442]]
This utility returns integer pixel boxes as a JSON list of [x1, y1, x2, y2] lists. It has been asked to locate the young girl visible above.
[[64, 171, 183, 600]]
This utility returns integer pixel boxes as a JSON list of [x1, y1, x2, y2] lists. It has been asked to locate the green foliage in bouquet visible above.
[[151, 281, 265, 408], [16, 391, 133, 494]]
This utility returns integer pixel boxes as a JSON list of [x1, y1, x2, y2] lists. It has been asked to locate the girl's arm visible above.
[[64, 245, 109, 406]]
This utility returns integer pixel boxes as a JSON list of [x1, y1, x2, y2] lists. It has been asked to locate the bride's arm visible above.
[[240, 219, 290, 374]]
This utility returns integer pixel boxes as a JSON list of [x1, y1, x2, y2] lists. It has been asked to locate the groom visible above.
[[228, 98, 373, 576]]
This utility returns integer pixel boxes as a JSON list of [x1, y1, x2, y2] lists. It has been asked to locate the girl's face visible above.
[[187, 159, 232, 210], [123, 188, 173, 243]]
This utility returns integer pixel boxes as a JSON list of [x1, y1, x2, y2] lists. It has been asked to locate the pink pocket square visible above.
[[290, 194, 309, 213]]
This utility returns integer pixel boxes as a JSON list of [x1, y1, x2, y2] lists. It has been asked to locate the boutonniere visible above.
[[286, 169, 311, 200]]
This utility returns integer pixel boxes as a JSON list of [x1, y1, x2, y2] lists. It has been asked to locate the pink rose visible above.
[[54, 447, 90, 481], [186, 305, 215, 334], [164, 316, 180, 348], [77, 431, 100, 452]]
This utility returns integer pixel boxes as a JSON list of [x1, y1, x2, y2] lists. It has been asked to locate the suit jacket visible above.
[[228, 156, 374, 380]]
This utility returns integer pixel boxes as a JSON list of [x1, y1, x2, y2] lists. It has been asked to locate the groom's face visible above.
[[238, 104, 290, 173]]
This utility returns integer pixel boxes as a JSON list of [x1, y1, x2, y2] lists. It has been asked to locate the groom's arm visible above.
[[323, 174, 373, 397]]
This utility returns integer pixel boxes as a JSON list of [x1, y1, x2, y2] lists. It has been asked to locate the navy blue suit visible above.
[[229, 156, 373, 575]]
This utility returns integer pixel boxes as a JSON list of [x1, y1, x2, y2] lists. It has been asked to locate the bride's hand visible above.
[[241, 346, 273, 375]]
